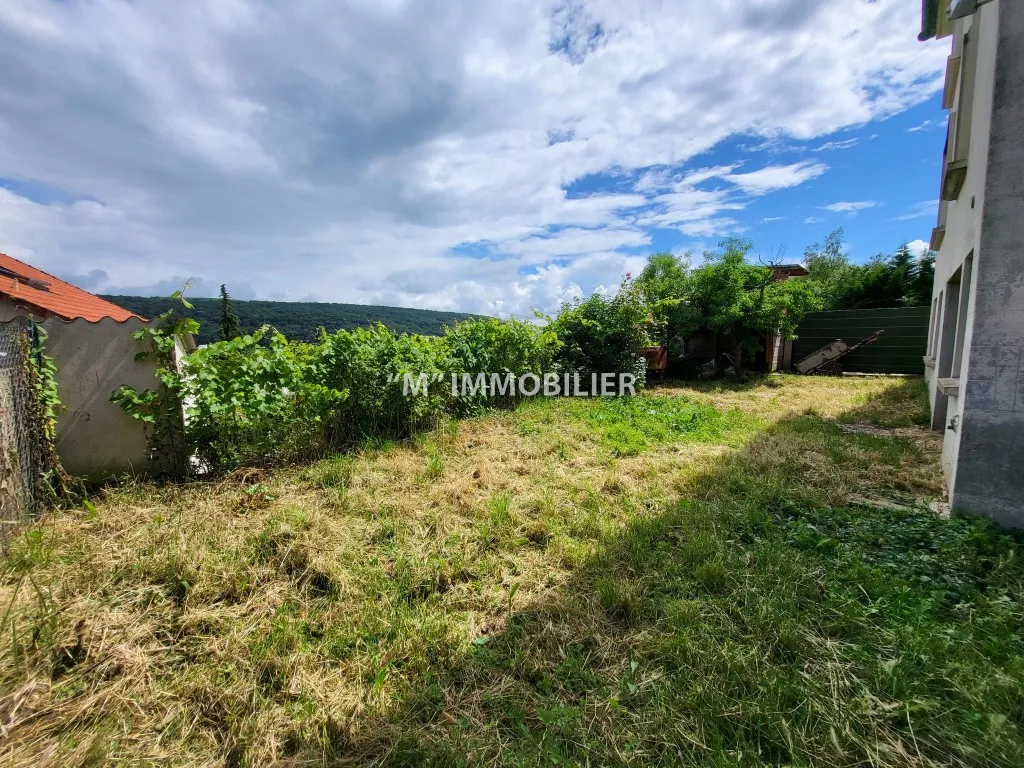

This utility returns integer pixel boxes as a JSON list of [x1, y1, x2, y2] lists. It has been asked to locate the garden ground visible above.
[[2, 375, 1023, 767]]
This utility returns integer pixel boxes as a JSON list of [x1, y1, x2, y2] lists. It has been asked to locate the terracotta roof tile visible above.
[[0, 253, 143, 322]]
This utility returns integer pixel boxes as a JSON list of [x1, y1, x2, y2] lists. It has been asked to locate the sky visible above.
[[0, 0, 950, 317]]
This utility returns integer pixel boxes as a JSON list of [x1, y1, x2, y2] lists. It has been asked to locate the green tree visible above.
[[804, 230, 936, 310], [804, 228, 855, 308], [635, 251, 699, 347], [688, 240, 820, 367], [907, 250, 936, 306], [218, 284, 243, 342], [636, 251, 690, 305], [636, 241, 820, 372], [550, 277, 656, 382]]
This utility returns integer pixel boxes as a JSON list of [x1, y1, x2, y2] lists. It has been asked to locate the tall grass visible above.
[[2, 377, 1021, 766]]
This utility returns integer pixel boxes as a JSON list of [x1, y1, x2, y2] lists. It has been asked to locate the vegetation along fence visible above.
[[0, 319, 48, 530], [792, 306, 930, 375]]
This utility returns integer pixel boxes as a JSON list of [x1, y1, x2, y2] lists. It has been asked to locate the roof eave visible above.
[[920, 0, 939, 40], [0, 293, 61, 320]]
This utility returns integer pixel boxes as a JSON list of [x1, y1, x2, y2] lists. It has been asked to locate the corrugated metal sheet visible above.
[[792, 307, 930, 374]]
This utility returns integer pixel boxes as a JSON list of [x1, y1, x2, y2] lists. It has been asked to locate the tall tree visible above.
[[636, 251, 690, 305], [687, 240, 819, 358], [804, 230, 936, 310], [218, 284, 243, 341], [636, 241, 821, 370], [804, 228, 854, 308], [907, 250, 936, 306]]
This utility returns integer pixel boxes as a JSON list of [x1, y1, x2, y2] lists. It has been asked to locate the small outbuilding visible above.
[[1, 253, 190, 487]]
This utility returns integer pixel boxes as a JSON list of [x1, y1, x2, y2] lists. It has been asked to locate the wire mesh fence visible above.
[[0, 318, 45, 530]]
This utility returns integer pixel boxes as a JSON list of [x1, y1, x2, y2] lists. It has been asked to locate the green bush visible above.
[[176, 318, 564, 471], [181, 328, 347, 471], [442, 317, 560, 412], [320, 324, 452, 441], [549, 279, 653, 385], [132, 290, 656, 473]]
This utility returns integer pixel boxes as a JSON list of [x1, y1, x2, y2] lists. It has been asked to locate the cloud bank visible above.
[[0, 0, 946, 315]]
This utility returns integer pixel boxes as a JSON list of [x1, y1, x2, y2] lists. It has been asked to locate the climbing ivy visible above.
[[21, 321, 79, 506], [109, 290, 197, 477], [28, 325, 61, 443]]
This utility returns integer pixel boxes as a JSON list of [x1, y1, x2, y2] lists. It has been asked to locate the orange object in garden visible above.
[[642, 345, 668, 381]]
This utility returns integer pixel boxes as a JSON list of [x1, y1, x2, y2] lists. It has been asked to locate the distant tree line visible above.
[[102, 295, 489, 345], [803, 228, 935, 310], [106, 228, 930, 349]]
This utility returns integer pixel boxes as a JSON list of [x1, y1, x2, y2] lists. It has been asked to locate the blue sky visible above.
[[559, 94, 948, 266], [734, 100, 945, 261], [0, 0, 949, 316]]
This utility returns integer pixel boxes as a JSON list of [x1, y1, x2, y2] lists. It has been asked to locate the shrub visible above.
[[180, 324, 456, 470], [171, 319, 568, 472], [180, 328, 347, 470], [123, 287, 653, 475], [442, 317, 560, 412], [550, 278, 653, 385], [319, 324, 451, 441]]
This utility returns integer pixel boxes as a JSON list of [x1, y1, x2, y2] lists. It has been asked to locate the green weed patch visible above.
[[586, 396, 736, 455]]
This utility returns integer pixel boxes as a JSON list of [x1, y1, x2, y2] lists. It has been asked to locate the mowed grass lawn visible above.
[[3, 376, 1024, 767]]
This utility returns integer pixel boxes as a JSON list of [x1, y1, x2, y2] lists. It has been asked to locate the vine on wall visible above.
[[109, 291, 197, 478], [23, 322, 79, 506], [29, 325, 61, 442]]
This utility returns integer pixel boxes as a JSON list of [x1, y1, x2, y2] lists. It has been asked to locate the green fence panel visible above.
[[792, 307, 930, 374]]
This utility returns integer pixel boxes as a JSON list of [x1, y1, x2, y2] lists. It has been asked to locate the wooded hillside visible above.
[[102, 296, 488, 344]]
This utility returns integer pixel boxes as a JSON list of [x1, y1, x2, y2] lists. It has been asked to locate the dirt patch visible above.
[[838, 421, 939, 442]]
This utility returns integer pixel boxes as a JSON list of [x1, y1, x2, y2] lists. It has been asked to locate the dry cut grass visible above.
[[3, 375, 1022, 767]]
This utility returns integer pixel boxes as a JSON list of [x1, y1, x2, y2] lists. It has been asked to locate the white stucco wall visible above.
[[0, 297, 22, 322], [39, 316, 176, 482], [925, 4, 997, 498], [2, 302, 193, 482]]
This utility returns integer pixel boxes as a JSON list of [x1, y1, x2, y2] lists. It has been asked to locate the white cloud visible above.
[[823, 201, 878, 213], [908, 119, 936, 132], [0, 0, 948, 315], [894, 199, 938, 220], [738, 138, 801, 154], [804, 216, 825, 225], [814, 138, 859, 151], [723, 161, 829, 195], [498, 226, 651, 264], [906, 239, 931, 257]]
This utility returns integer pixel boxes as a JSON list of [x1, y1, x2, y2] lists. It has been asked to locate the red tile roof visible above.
[[0, 252, 143, 322], [770, 263, 810, 280]]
